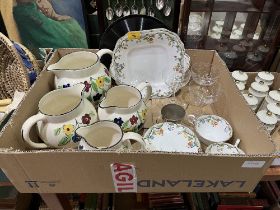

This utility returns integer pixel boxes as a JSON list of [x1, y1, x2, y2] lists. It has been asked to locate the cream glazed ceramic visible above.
[[255, 71, 274, 86], [47, 50, 113, 104], [235, 80, 245, 92], [259, 90, 280, 111], [188, 115, 233, 146], [242, 93, 258, 111], [143, 122, 201, 153], [21, 84, 98, 149], [205, 139, 245, 155], [232, 70, 248, 84], [98, 82, 152, 132], [76, 121, 146, 151], [267, 103, 280, 122], [248, 81, 269, 103], [256, 110, 278, 133]]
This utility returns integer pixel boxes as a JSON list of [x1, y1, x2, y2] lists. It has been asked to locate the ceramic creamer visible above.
[[256, 110, 277, 133], [47, 49, 113, 104], [21, 84, 98, 148], [98, 82, 152, 132], [259, 89, 280, 111]]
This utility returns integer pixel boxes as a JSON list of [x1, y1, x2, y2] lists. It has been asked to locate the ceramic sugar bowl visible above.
[[243, 93, 258, 111], [248, 81, 269, 103], [256, 110, 278, 133], [98, 82, 152, 132], [255, 71, 274, 86], [267, 103, 280, 122], [187, 115, 233, 146], [232, 70, 248, 84], [47, 49, 113, 104], [21, 84, 98, 149], [259, 89, 280, 111]]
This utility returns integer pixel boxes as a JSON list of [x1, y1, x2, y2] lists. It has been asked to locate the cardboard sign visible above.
[[111, 163, 137, 193]]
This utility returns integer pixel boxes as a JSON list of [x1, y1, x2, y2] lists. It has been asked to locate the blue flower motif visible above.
[[92, 93, 102, 101], [72, 134, 82, 143], [63, 83, 70, 88], [137, 123, 144, 131], [114, 117, 124, 127]]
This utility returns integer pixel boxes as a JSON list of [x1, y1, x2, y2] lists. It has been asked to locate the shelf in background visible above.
[[263, 167, 280, 181]]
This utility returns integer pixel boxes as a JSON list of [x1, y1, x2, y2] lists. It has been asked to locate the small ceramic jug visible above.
[[259, 89, 280, 111], [267, 103, 280, 122], [242, 93, 258, 111], [47, 49, 113, 104], [98, 82, 152, 132], [232, 70, 248, 85], [256, 110, 278, 133], [248, 81, 269, 104], [255, 71, 274, 86], [76, 121, 146, 151], [22, 84, 98, 149]]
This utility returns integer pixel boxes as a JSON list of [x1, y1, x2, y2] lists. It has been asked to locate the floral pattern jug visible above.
[[47, 49, 113, 104], [98, 82, 152, 132], [21, 84, 98, 149]]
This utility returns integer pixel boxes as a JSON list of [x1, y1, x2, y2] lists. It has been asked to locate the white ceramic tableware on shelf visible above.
[[205, 139, 245, 155], [143, 122, 201, 153], [76, 121, 146, 151], [256, 110, 278, 133], [267, 103, 280, 122], [21, 84, 98, 149], [255, 71, 274, 86], [231, 70, 248, 85], [235, 80, 245, 92], [258, 89, 280, 111], [187, 115, 233, 146], [98, 82, 152, 132], [47, 49, 113, 104], [110, 28, 190, 98], [242, 93, 258, 111], [248, 81, 269, 104]]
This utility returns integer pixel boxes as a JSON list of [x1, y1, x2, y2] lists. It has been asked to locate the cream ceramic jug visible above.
[[21, 84, 98, 149], [47, 50, 113, 104], [98, 82, 152, 132]]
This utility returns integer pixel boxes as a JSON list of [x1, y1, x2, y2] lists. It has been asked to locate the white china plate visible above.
[[143, 122, 201, 153], [110, 28, 190, 98]]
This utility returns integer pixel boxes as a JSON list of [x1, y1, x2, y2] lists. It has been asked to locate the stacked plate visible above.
[[110, 28, 190, 98]]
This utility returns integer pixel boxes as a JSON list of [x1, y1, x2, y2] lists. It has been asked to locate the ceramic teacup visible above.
[[205, 139, 245, 155], [187, 114, 233, 146], [76, 121, 146, 151]]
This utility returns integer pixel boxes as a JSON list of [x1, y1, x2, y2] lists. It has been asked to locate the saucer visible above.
[[143, 122, 201, 153]]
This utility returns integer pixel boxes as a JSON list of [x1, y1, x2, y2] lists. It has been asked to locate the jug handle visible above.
[[21, 113, 48, 149], [96, 49, 113, 59], [136, 82, 152, 104], [122, 132, 147, 151]]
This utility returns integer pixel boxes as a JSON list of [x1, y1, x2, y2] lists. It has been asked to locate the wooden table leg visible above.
[[40, 193, 73, 210]]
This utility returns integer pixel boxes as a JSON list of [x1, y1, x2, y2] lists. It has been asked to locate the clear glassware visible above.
[[191, 62, 219, 86]]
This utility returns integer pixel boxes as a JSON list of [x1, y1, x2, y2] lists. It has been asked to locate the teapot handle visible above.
[[96, 49, 113, 59], [21, 113, 48, 149], [136, 82, 152, 104], [122, 132, 146, 151], [186, 114, 196, 125]]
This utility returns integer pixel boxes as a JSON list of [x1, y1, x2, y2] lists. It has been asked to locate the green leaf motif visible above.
[[91, 82, 98, 92], [58, 136, 71, 146], [104, 77, 111, 83], [122, 120, 130, 130], [54, 128, 61, 136]]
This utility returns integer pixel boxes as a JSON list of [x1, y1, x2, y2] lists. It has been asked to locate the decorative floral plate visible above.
[[143, 122, 201, 153], [110, 28, 190, 98]]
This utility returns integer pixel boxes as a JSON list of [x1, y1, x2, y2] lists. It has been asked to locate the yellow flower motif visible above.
[[96, 77, 104, 88], [63, 124, 75, 136], [142, 109, 147, 119]]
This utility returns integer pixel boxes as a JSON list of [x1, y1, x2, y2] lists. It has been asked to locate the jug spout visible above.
[[99, 98, 116, 113]]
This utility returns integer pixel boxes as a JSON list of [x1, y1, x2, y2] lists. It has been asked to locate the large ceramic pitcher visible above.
[[98, 82, 152, 132], [47, 49, 113, 104], [21, 84, 98, 149]]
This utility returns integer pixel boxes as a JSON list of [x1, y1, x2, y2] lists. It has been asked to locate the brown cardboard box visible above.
[[0, 49, 275, 193]]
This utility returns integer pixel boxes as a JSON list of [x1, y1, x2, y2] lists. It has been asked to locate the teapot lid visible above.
[[257, 44, 270, 53], [257, 110, 277, 125], [258, 71, 274, 81], [247, 52, 262, 62], [232, 70, 248, 81], [251, 81, 269, 92], [267, 103, 280, 116], [269, 89, 280, 102], [243, 93, 258, 106], [235, 80, 245, 91]]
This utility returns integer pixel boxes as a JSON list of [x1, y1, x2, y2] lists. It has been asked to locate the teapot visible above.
[[98, 82, 152, 132], [47, 49, 113, 104], [21, 84, 98, 149]]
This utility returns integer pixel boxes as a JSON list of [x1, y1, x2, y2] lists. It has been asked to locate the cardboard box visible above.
[[0, 49, 275, 193]]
